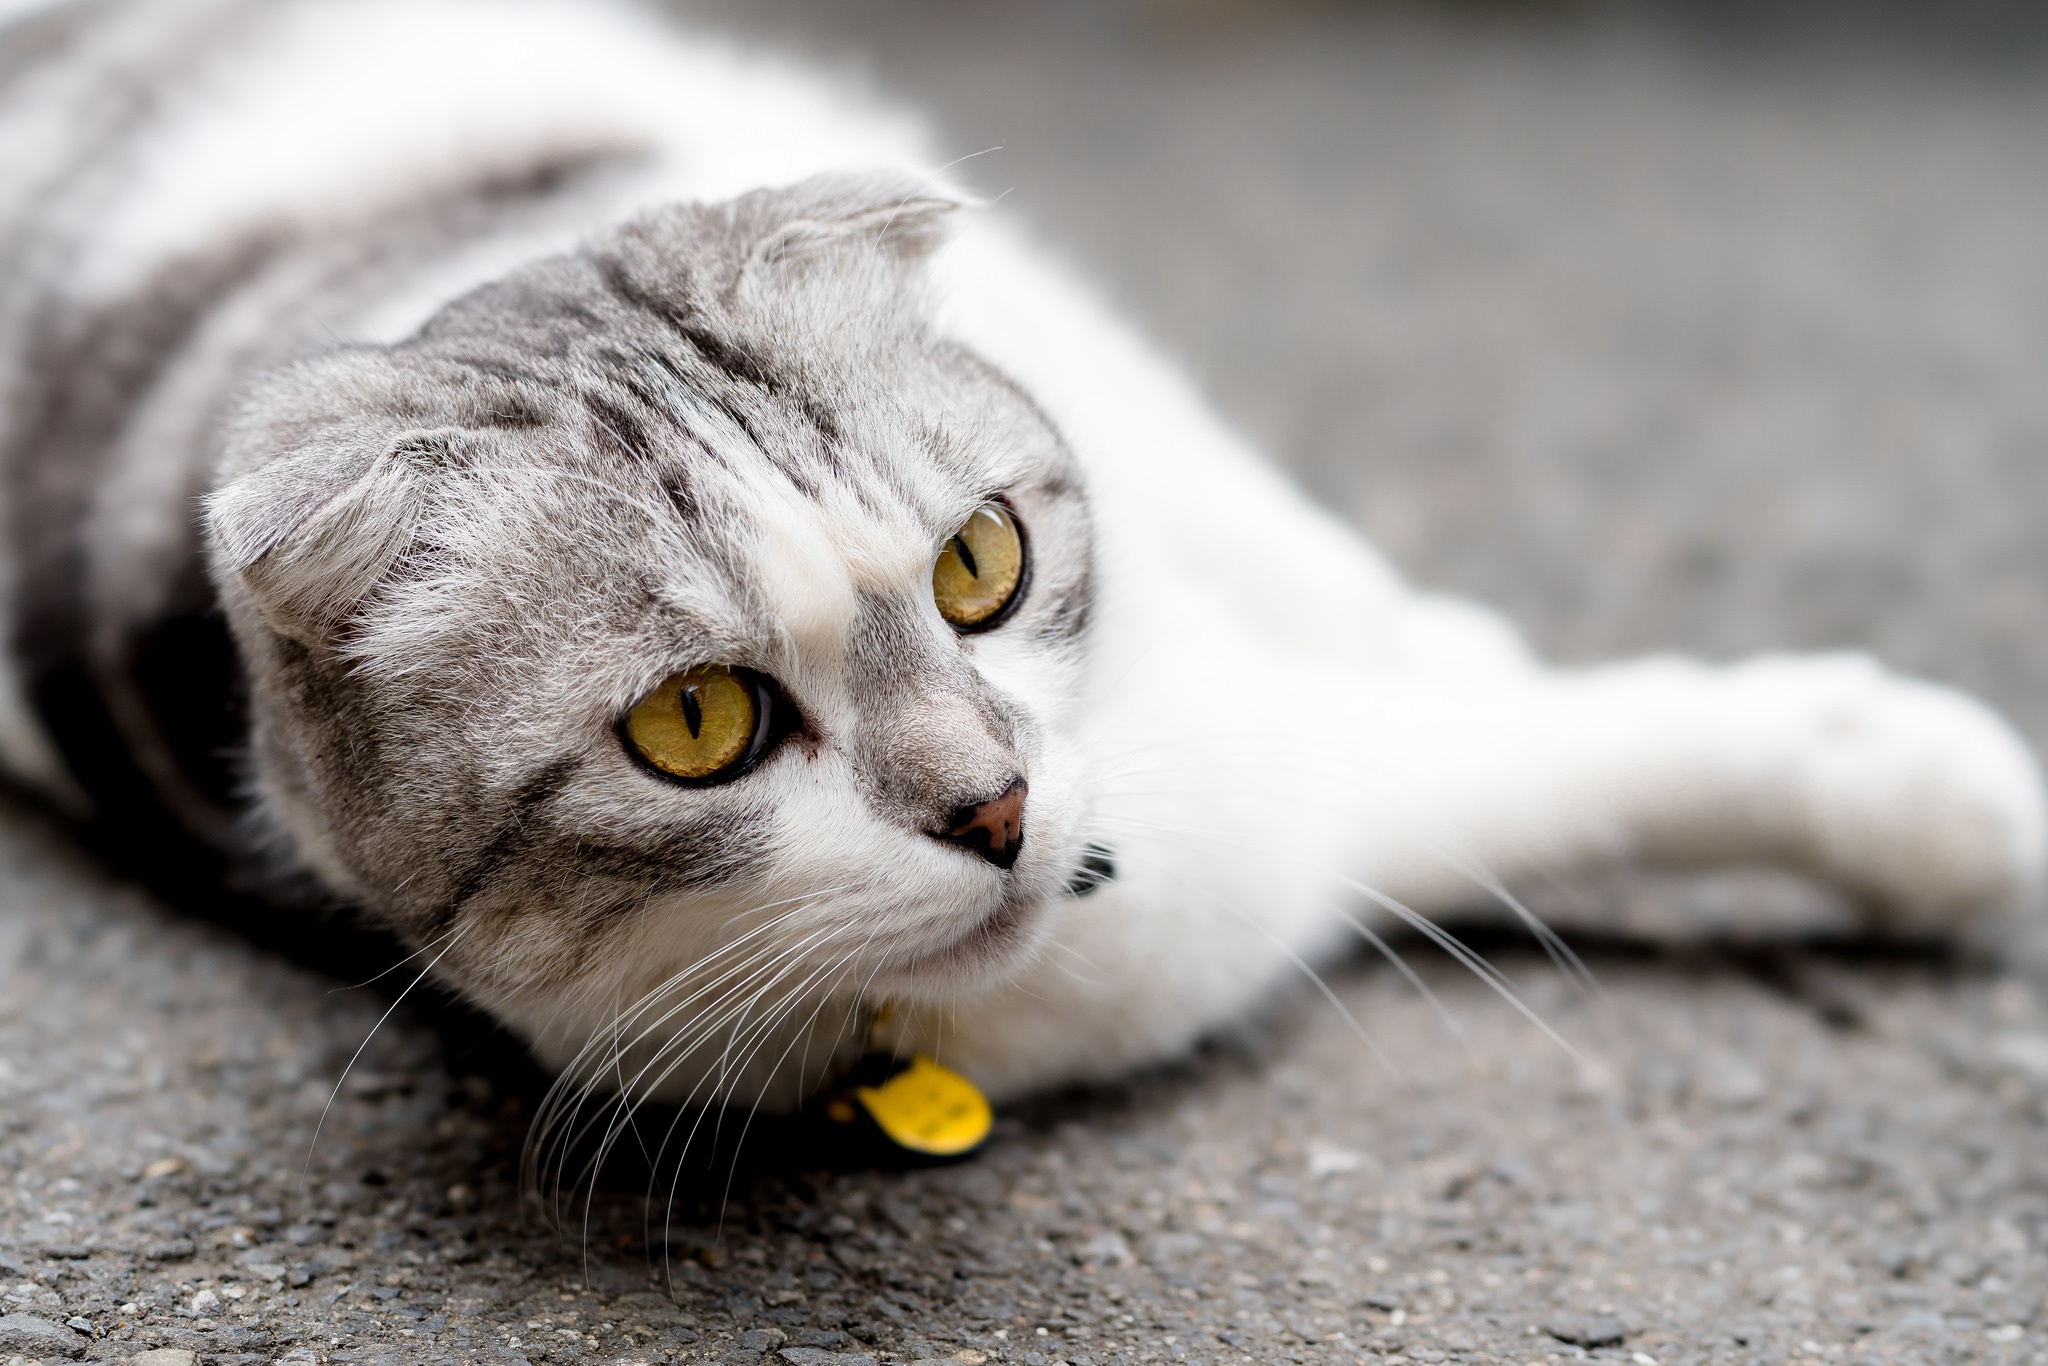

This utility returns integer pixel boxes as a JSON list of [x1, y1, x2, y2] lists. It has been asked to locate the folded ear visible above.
[[729, 171, 967, 361], [205, 358, 458, 645], [734, 170, 966, 276], [603, 171, 968, 361]]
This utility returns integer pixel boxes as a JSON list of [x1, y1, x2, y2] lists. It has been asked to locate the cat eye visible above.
[[932, 503, 1027, 630], [621, 665, 773, 783]]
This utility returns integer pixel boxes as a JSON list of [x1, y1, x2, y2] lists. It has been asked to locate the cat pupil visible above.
[[950, 534, 980, 579], [680, 687, 703, 739]]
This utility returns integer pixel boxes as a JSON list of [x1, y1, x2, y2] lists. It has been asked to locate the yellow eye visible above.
[[623, 666, 762, 781], [932, 503, 1026, 629]]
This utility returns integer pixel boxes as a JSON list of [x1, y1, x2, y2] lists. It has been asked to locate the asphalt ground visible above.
[[6, 5, 2048, 1366]]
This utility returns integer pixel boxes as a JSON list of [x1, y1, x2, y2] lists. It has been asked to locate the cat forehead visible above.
[[713, 464, 936, 652], [572, 347, 1058, 649], [227, 174, 1076, 668], [492, 359, 1056, 663]]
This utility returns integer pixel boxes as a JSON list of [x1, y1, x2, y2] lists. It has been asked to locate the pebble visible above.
[[0, 1312, 85, 1358], [1078, 1231, 1132, 1266], [128, 1352, 200, 1366], [793, 1330, 853, 1349], [779, 1349, 880, 1366], [1545, 1317, 1628, 1349]]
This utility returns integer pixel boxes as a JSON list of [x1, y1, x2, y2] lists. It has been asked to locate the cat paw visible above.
[[1765, 656, 2046, 935]]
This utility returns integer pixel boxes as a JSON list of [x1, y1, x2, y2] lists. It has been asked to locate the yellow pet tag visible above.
[[851, 1055, 991, 1157]]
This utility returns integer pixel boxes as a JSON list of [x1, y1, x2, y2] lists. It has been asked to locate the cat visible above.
[[1, 0, 2041, 1140]]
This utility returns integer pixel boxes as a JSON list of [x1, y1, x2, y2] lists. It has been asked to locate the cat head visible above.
[[205, 172, 1096, 1104]]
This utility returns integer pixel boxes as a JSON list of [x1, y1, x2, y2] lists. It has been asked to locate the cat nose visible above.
[[934, 777, 1027, 870]]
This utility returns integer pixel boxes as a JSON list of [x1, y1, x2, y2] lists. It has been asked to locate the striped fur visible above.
[[3, 0, 2043, 1118]]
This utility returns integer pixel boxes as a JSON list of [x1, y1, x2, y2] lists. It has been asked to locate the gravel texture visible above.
[[7, 5, 2048, 1366]]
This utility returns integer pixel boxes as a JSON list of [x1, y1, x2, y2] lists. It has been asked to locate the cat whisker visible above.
[[1037, 934, 1106, 988], [660, 915, 899, 1254], [702, 945, 874, 1239], [933, 141, 1007, 177], [632, 934, 876, 1259], [620, 925, 856, 1088], [532, 930, 834, 1217], [574, 952, 843, 1277], [1087, 811, 1470, 1044], [537, 904, 883, 1228], [324, 922, 462, 994], [1335, 870, 1586, 1064], [1088, 751, 1601, 993], [304, 922, 470, 1183], [530, 930, 803, 1177], [613, 924, 846, 1118], [524, 895, 856, 1214], [1122, 757, 1597, 995], [532, 885, 855, 1105], [1086, 751, 1599, 996], [1093, 813, 1587, 1065], [1104, 844, 1403, 1085]]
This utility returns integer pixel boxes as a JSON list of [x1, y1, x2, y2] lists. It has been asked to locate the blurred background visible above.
[[691, 0, 2048, 765]]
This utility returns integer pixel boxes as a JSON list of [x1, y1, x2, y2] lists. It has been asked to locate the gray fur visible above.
[[0, 0, 1099, 1112], [211, 179, 1095, 1108], [215, 174, 1089, 930], [7, 0, 2046, 1136]]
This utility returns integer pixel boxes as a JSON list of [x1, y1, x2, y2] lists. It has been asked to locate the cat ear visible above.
[[735, 170, 966, 276], [713, 171, 968, 359], [206, 362, 454, 645], [607, 172, 967, 335]]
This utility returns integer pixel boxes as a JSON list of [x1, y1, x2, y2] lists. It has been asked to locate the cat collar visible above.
[[816, 1004, 992, 1163]]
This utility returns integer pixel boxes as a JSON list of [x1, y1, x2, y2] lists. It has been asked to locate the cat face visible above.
[[206, 175, 1095, 1104]]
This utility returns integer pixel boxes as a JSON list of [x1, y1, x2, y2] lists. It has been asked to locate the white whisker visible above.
[[304, 924, 470, 1183], [1108, 846, 1403, 1084]]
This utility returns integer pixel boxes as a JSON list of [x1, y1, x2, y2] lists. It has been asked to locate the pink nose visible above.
[[936, 778, 1027, 870]]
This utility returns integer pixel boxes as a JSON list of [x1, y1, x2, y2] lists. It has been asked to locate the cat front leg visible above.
[[1359, 653, 2047, 939], [885, 649, 2043, 1101]]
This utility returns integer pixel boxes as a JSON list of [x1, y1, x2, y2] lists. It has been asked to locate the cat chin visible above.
[[871, 888, 1052, 997]]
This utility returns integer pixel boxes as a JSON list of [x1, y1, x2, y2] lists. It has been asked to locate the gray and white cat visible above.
[[1, 0, 2041, 1121]]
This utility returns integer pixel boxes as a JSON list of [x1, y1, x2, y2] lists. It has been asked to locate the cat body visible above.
[[2, 0, 2041, 1117]]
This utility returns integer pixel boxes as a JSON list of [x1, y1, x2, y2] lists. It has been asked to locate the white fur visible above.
[[61, 0, 928, 315], [912, 221, 2048, 1094], [20, 0, 2044, 1105]]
